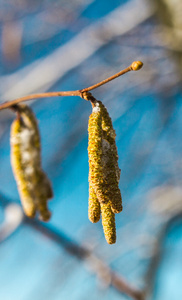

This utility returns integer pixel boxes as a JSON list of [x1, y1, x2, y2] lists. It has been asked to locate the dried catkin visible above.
[[10, 104, 53, 221]]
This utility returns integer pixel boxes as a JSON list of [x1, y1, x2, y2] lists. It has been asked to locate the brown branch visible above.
[[0, 191, 145, 300], [0, 90, 81, 111], [81, 61, 143, 93], [0, 61, 143, 111], [25, 217, 145, 300]]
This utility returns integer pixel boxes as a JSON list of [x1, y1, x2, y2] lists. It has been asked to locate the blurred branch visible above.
[[0, 203, 23, 242], [25, 218, 145, 300], [0, 193, 144, 300], [144, 212, 182, 298], [0, 0, 152, 103]]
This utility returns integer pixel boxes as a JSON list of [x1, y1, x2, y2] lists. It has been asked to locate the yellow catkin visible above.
[[10, 104, 53, 221], [102, 139, 122, 213], [88, 184, 101, 223], [88, 99, 123, 243], [99, 101, 122, 213], [99, 101, 120, 181], [100, 202, 116, 244], [34, 170, 52, 221], [11, 118, 36, 217], [88, 106, 109, 204]]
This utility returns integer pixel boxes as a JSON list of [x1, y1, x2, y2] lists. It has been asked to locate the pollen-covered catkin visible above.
[[100, 202, 116, 244], [88, 104, 109, 204], [99, 101, 122, 213], [88, 98, 122, 244], [102, 138, 122, 214], [88, 184, 101, 223], [10, 104, 53, 221]]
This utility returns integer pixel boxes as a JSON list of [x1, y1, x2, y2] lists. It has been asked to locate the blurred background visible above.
[[0, 0, 182, 299]]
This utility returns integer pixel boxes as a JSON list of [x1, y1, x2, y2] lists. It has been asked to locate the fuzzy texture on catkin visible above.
[[88, 106, 109, 204], [99, 101, 122, 213], [10, 104, 53, 221], [11, 118, 36, 217], [88, 99, 122, 244], [88, 184, 101, 223], [101, 202, 116, 244]]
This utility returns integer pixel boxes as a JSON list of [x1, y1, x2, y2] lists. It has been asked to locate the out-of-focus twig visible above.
[[25, 218, 145, 300], [0, 203, 23, 242], [2, 21, 22, 64], [0, 192, 144, 300], [0, 0, 153, 103], [144, 186, 182, 298]]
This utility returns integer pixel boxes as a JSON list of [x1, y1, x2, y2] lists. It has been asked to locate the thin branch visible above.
[[0, 192, 145, 300], [0, 91, 80, 111], [0, 61, 143, 111], [81, 61, 143, 93], [25, 218, 145, 300]]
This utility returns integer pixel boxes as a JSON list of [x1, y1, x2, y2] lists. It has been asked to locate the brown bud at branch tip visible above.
[[131, 61, 143, 71]]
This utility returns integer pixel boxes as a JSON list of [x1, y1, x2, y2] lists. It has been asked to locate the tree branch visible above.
[[0, 61, 143, 111]]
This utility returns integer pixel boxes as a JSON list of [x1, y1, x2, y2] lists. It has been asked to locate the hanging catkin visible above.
[[99, 101, 122, 214], [101, 201, 116, 244], [88, 98, 122, 244], [10, 104, 53, 221], [88, 184, 101, 223], [88, 103, 109, 204], [11, 117, 36, 218]]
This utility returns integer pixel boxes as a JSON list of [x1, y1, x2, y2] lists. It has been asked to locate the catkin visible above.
[[101, 202, 116, 244], [88, 105, 109, 204], [99, 101, 122, 213], [88, 184, 101, 223], [10, 104, 53, 221], [11, 118, 36, 217], [88, 99, 122, 244]]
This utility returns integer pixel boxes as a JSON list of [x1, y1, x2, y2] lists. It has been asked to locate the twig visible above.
[[144, 212, 182, 299], [0, 193, 144, 300], [25, 217, 145, 300], [0, 61, 142, 111]]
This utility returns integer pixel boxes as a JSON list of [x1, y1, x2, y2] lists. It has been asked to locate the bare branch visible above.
[[0, 61, 143, 111]]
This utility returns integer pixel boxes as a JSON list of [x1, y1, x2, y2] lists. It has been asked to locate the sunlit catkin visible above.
[[99, 101, 122, 213], [10, 104, 53, 221], [88, 184, 101, 223], [101, 202, 116, 244], [87, 97, 122, 244], [88, 103, 109, 204]]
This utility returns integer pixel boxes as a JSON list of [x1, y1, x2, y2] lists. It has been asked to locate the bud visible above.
[[131, 61, 143, 71]]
